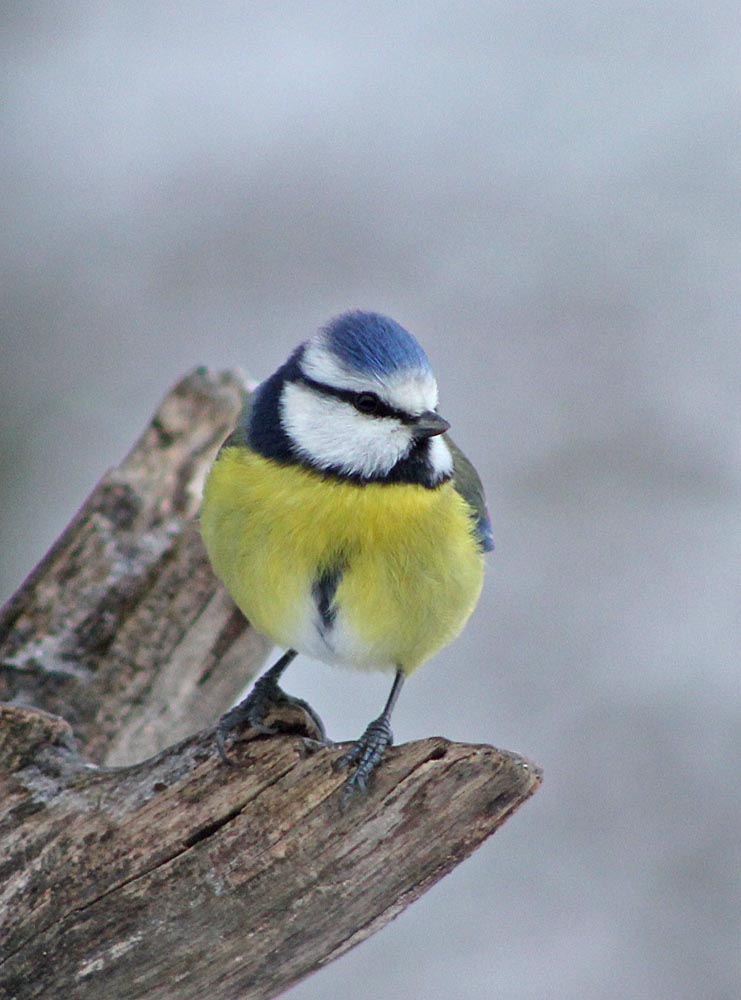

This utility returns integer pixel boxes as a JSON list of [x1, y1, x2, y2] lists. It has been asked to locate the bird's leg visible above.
[[216, 649, 327, 764], [336, 668, 405, 802]]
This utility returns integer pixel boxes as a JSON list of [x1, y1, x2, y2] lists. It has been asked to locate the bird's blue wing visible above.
[[446, 436, 494, 553]]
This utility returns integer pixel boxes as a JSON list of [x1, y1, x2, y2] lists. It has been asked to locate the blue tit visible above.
[[200, 310, 493, 797]]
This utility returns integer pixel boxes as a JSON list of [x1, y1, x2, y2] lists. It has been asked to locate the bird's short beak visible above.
[[413, 410, 451, 439]]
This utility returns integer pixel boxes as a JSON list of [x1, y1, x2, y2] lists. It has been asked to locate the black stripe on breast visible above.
[[312, 564, 343, 634]]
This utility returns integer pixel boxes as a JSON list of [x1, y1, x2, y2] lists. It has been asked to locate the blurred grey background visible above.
[[2, 4, 739, 999]]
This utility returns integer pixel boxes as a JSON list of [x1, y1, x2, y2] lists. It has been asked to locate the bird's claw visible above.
[[216, 702, 278, 764], [335, 715, 393, 804], [215, 677, 326, 764]]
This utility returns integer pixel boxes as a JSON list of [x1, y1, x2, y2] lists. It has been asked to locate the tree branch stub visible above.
[[0, 369, 542, 1000]]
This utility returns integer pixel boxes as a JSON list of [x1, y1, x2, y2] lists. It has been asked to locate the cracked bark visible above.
[[0, 370, 542, 1000]]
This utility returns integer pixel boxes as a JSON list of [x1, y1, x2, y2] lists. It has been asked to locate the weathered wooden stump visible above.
[[0, 370, 541, 1000]]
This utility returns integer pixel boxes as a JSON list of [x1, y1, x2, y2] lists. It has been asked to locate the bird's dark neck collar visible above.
[[243, 353, 449, 490]]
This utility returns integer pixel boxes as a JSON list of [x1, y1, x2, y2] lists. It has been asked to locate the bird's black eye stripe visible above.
[[296, 374, 414, 423]]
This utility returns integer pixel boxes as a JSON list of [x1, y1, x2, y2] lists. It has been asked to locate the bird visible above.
[[200, 310, 493, 799]]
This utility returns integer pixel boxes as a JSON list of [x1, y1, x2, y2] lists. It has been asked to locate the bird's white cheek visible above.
[[280, 382, 411, 478], [428, 435, 453, 481]]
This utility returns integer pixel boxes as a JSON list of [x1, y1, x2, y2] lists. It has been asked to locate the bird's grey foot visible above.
[[335, 715, 393, 802], [216, 673, 327, 764]]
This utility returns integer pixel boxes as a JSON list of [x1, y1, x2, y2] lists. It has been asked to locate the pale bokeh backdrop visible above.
[[2, 5, 739, 999]]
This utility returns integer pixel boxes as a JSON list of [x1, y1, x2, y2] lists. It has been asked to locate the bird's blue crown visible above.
[[322, 311, 432, 379]]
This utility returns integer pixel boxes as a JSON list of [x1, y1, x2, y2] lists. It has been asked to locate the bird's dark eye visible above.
[[354, 392, 381, 415]]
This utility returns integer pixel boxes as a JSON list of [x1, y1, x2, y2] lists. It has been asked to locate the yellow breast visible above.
[[200, 446, 484, 673]]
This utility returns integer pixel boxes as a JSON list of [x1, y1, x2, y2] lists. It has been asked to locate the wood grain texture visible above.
[[0, 369, 272, 765], [0, 370, 542, 1000], [0, 704, 540, 1000]]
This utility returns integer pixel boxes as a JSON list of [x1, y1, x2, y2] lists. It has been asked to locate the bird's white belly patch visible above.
[[285, 586, 396, 672]]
